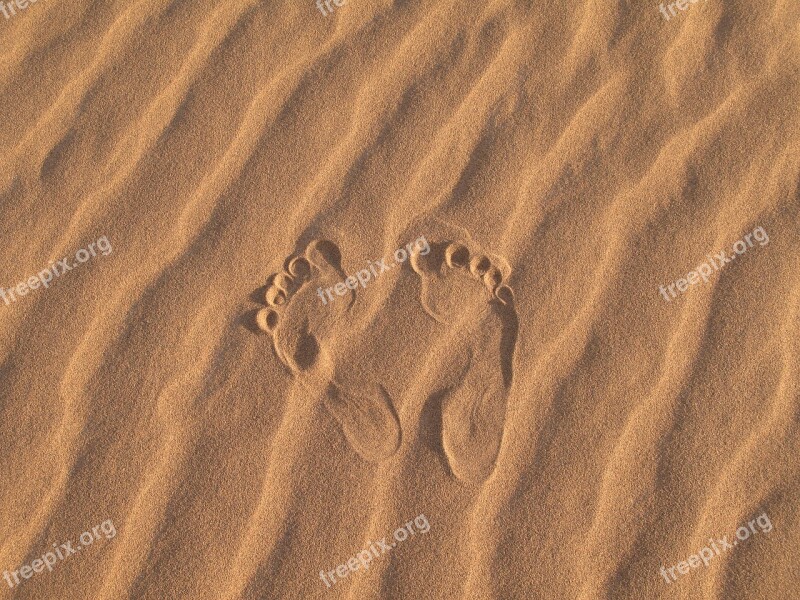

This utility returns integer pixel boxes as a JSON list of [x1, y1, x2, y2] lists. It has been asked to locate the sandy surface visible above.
[[0, 0, 799, 598]]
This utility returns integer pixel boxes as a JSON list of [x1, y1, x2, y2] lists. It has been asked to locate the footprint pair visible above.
[[254, 238, 517, 484]]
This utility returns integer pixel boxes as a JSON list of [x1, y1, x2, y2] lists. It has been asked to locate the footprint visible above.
[[254, 240, 401, 462], [410, 239, 517, 483]]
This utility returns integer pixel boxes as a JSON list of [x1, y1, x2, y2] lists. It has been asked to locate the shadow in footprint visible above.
[[325, 382, 402, 463], [251, 239, 401, 462]]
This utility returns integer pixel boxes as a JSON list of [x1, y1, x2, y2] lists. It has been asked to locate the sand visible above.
[[0, 0, 798, 598]]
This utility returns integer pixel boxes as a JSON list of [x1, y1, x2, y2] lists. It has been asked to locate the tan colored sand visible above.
[[0, 0, 798, 598]]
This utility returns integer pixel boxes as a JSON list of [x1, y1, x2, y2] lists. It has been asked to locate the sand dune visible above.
[[0, 0, 798, 598]]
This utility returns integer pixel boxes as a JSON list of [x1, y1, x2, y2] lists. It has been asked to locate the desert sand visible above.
[[0, 0, 798, 598]]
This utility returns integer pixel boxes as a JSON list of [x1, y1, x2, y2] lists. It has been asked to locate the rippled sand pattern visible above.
[[0, 0, 798, 598]]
